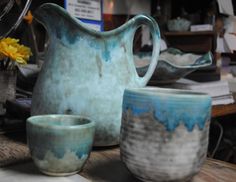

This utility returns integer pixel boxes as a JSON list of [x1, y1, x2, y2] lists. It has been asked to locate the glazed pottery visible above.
[[120, 87, 212, 182], [135, 48, 212, 84], [27, 114, 95, 176], [167, 17, 191, 32], [31, 3, 160, 146]]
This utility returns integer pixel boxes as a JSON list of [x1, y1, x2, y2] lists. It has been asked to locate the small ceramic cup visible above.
[[27, 114, 95, 176], [120, 87, 212, 182]]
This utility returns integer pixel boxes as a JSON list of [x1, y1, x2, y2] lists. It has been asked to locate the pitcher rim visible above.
[[35, 3, 158, 37]]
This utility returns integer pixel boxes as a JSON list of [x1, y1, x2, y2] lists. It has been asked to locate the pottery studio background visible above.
[[2, 0, 236, 167]]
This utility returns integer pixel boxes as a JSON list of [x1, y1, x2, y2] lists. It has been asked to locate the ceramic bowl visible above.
[[167, 18, 191, 32], [120, 87, 212, 182], [134, 48, 212, 84], [27, 114, 95, 176]]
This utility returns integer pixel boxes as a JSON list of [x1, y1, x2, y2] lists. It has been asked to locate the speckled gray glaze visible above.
[[120, 87, 212, 182], [26, 115, 95, 176], [31, 3, 160, 146], [135, 48, 213, 84]]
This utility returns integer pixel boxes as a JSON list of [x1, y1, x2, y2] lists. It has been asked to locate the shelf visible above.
[[164, 31, 215, 36], [164, 30, 216, 55]]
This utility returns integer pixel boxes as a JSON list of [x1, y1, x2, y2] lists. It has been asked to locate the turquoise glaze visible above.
[[31, 3, 160, 146], [27, 115, 95, 176], [123, 87, 212, 131]]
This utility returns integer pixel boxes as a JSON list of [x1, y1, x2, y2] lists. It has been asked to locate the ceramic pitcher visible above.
[[31, 3, 161, 146]]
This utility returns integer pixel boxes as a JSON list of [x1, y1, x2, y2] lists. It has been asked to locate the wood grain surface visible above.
[[212, 103, 236, 118], [81, 147, 236, 182]]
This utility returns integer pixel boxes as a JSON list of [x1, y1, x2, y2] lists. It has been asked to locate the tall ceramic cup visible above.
[[120, 87, 212, 182]]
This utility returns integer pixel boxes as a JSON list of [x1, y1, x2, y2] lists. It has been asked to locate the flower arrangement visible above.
[[0, 37, 32, 70]]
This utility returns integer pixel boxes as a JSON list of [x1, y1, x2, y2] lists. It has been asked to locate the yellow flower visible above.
[[0, 37, 32, 64]]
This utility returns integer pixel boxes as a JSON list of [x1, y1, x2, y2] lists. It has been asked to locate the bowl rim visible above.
[[125, 87, 211, 98], [27, 114, 95, 129], [134, 49, 212, 69]]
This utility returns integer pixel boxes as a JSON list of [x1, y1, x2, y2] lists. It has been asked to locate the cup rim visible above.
[[125, 87, 210, 98], [27, 114, 95, 129]]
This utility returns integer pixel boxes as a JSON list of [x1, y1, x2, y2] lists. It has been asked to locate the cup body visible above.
[[27, 114, 95, 176], [120, 87, 212, 182]]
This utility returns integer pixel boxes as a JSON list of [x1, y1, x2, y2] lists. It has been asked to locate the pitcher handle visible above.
[[131, 15, 160, 87]]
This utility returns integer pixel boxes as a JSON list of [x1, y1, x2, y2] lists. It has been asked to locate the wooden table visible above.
[[81, 147, 236, 182], [212, 103, 236, 118]]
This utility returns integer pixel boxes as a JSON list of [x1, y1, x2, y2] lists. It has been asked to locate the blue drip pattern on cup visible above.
[[123, 88, 212, 132]]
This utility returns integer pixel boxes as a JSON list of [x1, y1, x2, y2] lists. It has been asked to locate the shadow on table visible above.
[[82, 157, 142, 182], [3, 162, 44, 176], [2, 162, 89, 182]]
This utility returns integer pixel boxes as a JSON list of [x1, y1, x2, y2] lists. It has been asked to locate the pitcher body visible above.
[[31, 3, 160, 146]]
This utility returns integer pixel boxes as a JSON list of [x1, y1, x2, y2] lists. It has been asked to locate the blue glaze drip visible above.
[[102, 49, 111, 62], [76, 150, 89, 159], [32, 148, 46, 160], [125, 105, 150, 116], [123, 92, 211, 132], [52, 148, 66, 159]]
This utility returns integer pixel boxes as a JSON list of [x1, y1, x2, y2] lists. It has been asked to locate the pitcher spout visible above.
[[34, 3, 81, 44]]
